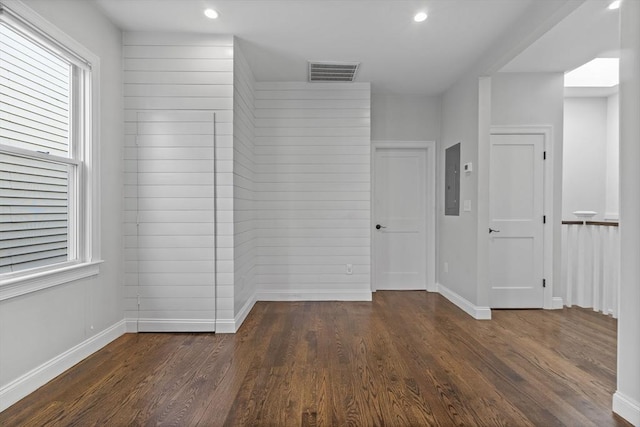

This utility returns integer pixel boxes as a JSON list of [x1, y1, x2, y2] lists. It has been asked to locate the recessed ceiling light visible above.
[[414, 12, 428, 22], [608, 0, 621, 10], [204, 8, 219, 19]]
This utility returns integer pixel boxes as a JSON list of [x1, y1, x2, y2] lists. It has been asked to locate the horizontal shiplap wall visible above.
[[254, 82, 372, 300], [123, 32, 235, 330], [232, 41, 257, 321]]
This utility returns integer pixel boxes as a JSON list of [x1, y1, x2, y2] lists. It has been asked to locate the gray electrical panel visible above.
[[445, 143, 461, 216]]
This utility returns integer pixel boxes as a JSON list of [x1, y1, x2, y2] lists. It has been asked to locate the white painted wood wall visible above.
[[122, 34, 373, 331], [253, 82, 372, 301], [562, 223, 619, 317], [123, 33, 235, 331], [232, 42, 258, 324]]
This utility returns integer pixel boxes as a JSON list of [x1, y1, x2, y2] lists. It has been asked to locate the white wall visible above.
[[491, 72, 564, 302], [605, 93, 619, 220], [0, 0, 123, 409], [563, 97, 608, 220], [232, 41, 257, 324], [615, 0, 640, 424], [122, 32, 235, 331], [371, 94, 441, 141], [253, 82, 372, 301], [563, 95, 620, 222], [438, 75, 480, 305]]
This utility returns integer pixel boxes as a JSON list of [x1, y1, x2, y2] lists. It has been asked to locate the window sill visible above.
[[0, 261, 103, 301]]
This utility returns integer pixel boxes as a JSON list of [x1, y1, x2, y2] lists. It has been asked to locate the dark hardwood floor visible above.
[[1, 292, 631, 426]]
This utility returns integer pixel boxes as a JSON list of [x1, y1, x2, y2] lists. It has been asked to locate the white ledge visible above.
[[0, 261, 103, 301]]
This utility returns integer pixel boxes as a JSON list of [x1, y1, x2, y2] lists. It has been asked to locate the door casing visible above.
[[371, 141, 436, 292], [488, 126, 555, 309]]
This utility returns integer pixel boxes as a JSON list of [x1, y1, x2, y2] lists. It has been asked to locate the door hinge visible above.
[[543, 151, 547, 160], [543, 279, 546, 288], [543, 215, 546, 224]]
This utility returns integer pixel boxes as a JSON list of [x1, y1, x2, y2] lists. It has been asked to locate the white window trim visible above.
[[0, 0, 102, 301]]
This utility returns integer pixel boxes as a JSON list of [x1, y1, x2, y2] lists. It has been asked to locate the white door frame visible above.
[[371, 141, 436, 292], [489, 126, 555, 309]]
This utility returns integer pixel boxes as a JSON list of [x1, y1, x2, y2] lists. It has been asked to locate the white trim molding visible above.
[[551, 297, 564, 310], [0, 0, 102, 300], [136, 319, 215, 333], [0, 319, 126, 412], [371, 140, 437, 292], [613, 391, 640, 426], [0, 261, 102, 301], [489, 125, 555, 310], [215, 319, 237, 334], [256, 289, 373, 302], [437, 283, 492, 320], [232, 292, 257, 333]]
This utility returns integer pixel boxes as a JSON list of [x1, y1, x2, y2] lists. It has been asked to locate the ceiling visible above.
[[502, 0, 620, 73], [94, 0, 620, 95]]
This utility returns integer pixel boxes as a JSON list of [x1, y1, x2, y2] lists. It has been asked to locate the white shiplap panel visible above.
[[125, 110, 233, 123], [255, 136, 370, 146], [125, 97, 233, 111], [254, 82, 370, 91], [254, 117, 371, 128], [253, 200, 370, 211], [129, 235, 215, 249], [254, 163, 370, 174], [254, 191, 370, 202], [254, 90, 370, 100], [123, 32, 233, 46], [259, 274, 370, 285], [255, 173, 370, 183], [259, 264, 369, 275], [254, 146, 370, 156], [124, 71, 233, 85], [124, 58, 233, 72], [124, 84, 234, 98], [232, 42, 257, 318], [254, 108, 370, 119], [254, 83, 371, 300], [123, 45, 233, 59], [255, 99, 369, 110], [123, 32, 235, 331]]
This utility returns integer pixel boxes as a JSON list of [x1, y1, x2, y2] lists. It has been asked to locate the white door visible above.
[[374, 148, 427, 290], [489, 133, 545, 308]]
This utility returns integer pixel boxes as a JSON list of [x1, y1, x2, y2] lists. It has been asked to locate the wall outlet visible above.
[[346, 264, 353, 275], [444, 262, 449, 273]]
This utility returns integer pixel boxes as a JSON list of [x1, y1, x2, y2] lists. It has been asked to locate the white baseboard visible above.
[[214, 292, 258, 334], [124, 318, 138, 332], [551, 297, 564, 310], [256, 289, 372, 302], [613, 391, 640, 426], [436, 283, 492, 320], [234, 292, 257, 332], [0, 319, 126, 412], [214, 318, 236, 334], [136, 319, 215, 332]]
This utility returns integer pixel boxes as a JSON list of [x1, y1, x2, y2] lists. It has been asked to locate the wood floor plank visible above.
[[0, 292, 632, 427]]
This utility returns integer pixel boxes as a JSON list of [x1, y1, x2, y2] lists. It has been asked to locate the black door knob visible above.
[[376, 224, 386, 230]]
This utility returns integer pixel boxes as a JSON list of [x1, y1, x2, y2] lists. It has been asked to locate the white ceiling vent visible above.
[[308, 61, 360, 82]]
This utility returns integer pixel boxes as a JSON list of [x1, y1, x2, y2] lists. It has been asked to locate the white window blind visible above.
[[0, 19, 74, 274]]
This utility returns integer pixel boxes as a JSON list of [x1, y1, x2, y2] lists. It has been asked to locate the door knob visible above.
[[489, 228, 501, 233], [376, 224, 386, 230]]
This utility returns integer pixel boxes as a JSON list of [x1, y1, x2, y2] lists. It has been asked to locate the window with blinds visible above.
[[0, 15, 78, 274]]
